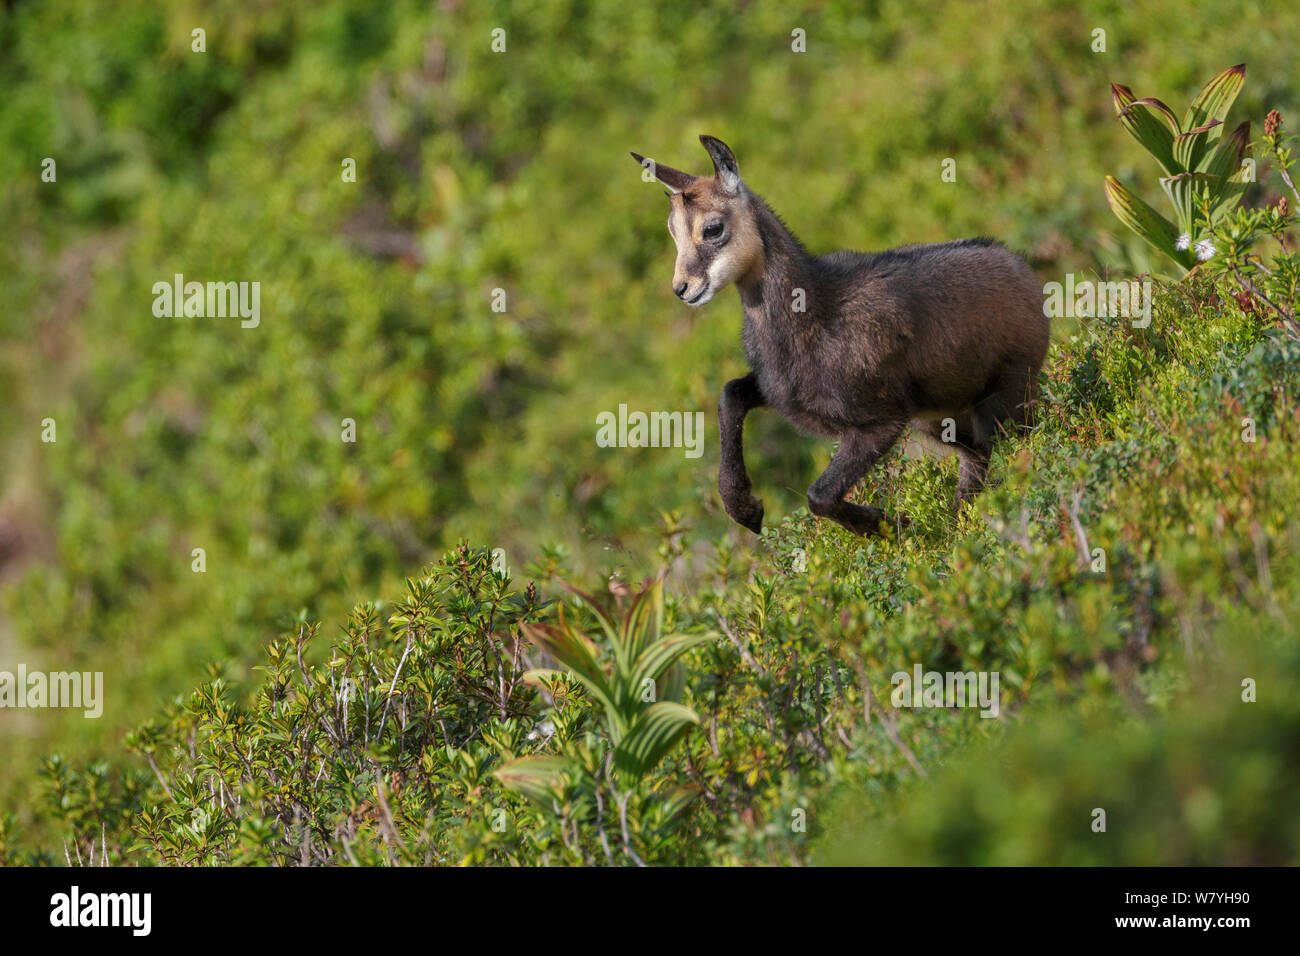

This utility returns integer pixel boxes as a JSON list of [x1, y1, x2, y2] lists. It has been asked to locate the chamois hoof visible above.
[[727, 495, 764, 535], [833, 503, 893, 537], [878, 511, 912, 537]]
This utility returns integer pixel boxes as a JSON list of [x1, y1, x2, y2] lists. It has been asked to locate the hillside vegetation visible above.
[[1, 0, 1297, 863]]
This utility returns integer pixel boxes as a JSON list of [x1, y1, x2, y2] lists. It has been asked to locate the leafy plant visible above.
[[496, 575, 713, 792], [1199, 109, 1300, 334], [1105, 64, 1251, 274]]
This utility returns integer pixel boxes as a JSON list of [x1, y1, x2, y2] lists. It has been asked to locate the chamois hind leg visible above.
[[955, 362, 1040, 505], [984, 360, 1040, 430], [955, 447, 990, 505], [915, 415, 989, 506], [947, 415, 992, 506], [807, 420, 908, 536]]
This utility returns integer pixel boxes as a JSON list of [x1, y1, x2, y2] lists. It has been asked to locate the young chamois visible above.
[[630, 135, 1049, 536]]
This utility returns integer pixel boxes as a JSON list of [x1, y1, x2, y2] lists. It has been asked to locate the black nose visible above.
[[674, 282, 688, 299]]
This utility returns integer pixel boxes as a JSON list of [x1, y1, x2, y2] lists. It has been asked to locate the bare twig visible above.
[[378, 634, 415, 740], [145, 754, 175, 802], [1068, 486, 1093, 570], [855, 664, 928, 779]]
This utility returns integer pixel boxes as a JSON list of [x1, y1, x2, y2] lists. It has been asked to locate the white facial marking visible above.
[[707, 248, 744, 294], [684, 282, 713, 307]]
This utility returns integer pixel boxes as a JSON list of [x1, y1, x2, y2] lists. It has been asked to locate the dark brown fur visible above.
[[632, 136, 1049, 536]]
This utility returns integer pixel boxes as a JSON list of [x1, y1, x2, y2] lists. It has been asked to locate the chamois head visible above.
[[630, 135, 763, 307]]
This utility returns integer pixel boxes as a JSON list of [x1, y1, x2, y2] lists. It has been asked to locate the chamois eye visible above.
[[703, 222, 724, 240]]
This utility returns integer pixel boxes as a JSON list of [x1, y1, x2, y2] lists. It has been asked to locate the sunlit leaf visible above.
[[493, 755, 573, 804], [1181, 63, 1245, 142], [1105, 176, 1194, 273], [613, 702, 699, 780]]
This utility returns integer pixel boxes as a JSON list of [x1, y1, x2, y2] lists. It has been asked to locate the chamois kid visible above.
[[630, 135, 1049, 536]]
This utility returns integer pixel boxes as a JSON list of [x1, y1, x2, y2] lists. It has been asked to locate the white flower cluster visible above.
[[1175, 233, 1216, 261]]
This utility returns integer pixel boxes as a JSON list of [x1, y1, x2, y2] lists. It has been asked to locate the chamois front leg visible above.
[[717, 372, 766, 534], [807, 420, 908, 536]]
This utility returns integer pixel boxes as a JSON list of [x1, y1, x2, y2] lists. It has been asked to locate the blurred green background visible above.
[[1, 0, 1296, 846]]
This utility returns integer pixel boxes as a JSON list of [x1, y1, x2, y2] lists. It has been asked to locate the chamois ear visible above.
[[629, 151, 695, 193], [699, 135, 741, 194]]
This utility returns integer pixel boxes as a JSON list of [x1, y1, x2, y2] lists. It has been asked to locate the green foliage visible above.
[[821, 628, 1300, 865], [502, 575, 712, 786], [487, 577, 713, 864], [1200, 109, 1300, 333], [1105, 65, 1251, 273]]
